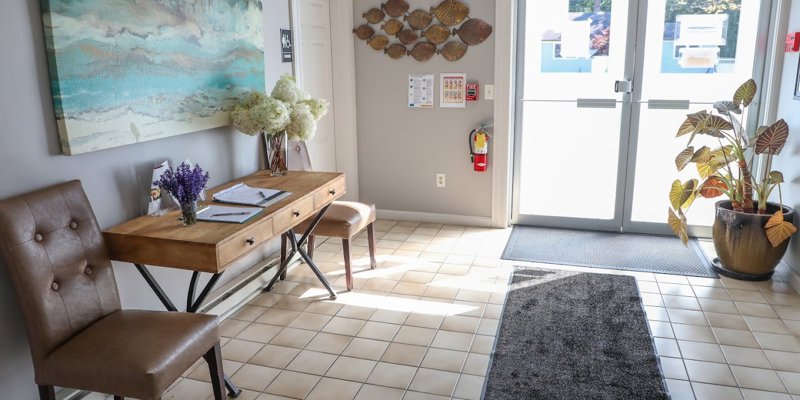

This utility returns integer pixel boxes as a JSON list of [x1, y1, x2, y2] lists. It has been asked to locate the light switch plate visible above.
[[485, 84, 494, 100]]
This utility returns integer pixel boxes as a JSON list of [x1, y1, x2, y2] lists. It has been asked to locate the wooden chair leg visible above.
[[280, 233, 287, 280], [37, 385, 55, 400], [203, 343, 225, 400], [342, 238, 353, 291], [367, 223, 377, 269], [307, 235, 315, 260], [113, 396, 124, 400]]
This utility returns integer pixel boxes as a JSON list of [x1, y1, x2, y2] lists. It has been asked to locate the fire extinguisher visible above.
[[469, 124, 492, 172]]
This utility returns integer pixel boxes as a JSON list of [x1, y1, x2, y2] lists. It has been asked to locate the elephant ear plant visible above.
[[668, 79, 796, 247]]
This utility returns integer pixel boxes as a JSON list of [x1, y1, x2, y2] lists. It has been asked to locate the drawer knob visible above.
[[293, 211, 301, 217], [246, 237, 255, 245], [329, 189, 336, 195]]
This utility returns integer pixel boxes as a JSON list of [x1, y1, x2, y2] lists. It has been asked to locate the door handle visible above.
[[614, 80, 632, 94], [647, 99, 691, 110], [577, 99, 617, 109]]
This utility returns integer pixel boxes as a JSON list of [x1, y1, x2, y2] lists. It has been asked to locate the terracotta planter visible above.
[[712, 200, 795, 281]]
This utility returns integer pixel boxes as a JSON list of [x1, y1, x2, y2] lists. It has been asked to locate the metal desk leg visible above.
[[134, 264, 242, 397]]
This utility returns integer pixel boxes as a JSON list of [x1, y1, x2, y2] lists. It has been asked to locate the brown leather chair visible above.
[[283, 201, 377, 291], [0, 181, 225, 400]]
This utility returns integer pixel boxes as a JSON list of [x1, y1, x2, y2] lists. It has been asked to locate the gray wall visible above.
[[353, 0, 495, 218], [774, 0, 800, 277], [0, 1, 291, 398]]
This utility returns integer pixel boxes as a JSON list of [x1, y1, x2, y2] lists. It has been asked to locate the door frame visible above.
[[511, 0, 775, 236], [289, 0, 361, 201]]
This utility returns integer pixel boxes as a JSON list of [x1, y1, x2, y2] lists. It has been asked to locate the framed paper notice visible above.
[[409, 74, 434, 108], [440, 73, 466, 108]]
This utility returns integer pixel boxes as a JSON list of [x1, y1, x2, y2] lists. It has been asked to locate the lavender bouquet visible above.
[[153, 162, 210, 225]]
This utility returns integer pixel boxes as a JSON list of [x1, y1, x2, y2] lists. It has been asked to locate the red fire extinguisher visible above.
[[469, 125, 491, 172]]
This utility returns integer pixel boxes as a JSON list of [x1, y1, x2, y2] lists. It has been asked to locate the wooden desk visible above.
[[103, 171, 344, 398]]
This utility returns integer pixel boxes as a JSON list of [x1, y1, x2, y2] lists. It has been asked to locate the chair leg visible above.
[[37, 385, 55, 400], [307, 235, 315, 260], [113, 396, 124, 400], [203, 343, 225, 400], [280, 233, 287, 280], [342, 238, 353, 291], [367, 223, 377, 269]]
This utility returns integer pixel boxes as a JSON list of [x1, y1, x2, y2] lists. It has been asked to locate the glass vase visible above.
[[263, 131, 288, 176], [180, 201, 198, 226]]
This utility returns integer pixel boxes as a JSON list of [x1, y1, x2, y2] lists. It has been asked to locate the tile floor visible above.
[[85, 220, 800, 400]]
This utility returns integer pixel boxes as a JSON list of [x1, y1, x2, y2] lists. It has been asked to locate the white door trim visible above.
[[491, 0, 516, 228], [290, 0, 360, 201]]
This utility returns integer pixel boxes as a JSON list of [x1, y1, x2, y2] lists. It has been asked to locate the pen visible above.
[[259, 191, 267, 198], [211, 212, 250, 217]]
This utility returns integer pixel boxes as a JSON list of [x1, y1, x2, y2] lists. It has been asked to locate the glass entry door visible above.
[[513, 0, 769, 235]]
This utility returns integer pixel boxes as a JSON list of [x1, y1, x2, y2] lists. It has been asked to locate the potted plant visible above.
[[668, 79, 797, 280], [230, 75, 328, 176]]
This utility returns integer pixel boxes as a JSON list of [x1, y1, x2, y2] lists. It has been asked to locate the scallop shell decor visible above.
[[437, 41, 468, 61], [382, 19, 404, 36], [381, 0, 410, 18], [431, 0, 470, 26], [422, 24, 451, 45], [356, 1, 493, 62], [353, 24, 375, 41], [408, 42, 437, 62], [367, 35, 390, 50], [396, 29, 420, 45], [363, 8, 386, 24], [404, 9, 433, 30], [384, 43, 408, 59], [453, 18, 493, 45]]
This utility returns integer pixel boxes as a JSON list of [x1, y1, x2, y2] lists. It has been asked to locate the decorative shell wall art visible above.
[[408, 42, 437, 62], [353, 24, 375, 41], [384, 43, 407, 59], [363, 8, 386, 24], [404, 9, 433, 30], [453, 18, 493, 45], [422, 24, 451, 45], [431, 0, 470, 26], [354, 1, 492, 62], [367, 34, 390, 50], [381, 19, 404, 36], [397, 28, 420, 45], [382, 0, 410, 18], [437, 41, 468, 61]]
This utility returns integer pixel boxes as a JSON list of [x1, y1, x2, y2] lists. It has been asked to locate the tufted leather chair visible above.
[[0, 181, 225, 400]]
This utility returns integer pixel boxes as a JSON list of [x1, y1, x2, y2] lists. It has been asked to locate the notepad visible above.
[[212, 183, 291, 208], [196, 205, 262, 224]]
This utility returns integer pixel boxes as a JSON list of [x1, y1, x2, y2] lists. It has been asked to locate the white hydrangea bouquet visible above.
[[231, 74, 328, 175]]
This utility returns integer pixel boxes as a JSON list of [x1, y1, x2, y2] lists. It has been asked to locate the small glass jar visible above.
[[180, 201, 198, 226]]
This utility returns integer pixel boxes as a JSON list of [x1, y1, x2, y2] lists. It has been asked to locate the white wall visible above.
[[0, 1, 291, 398], [353, 0, 496, 219], [773, 0, 800, 277]]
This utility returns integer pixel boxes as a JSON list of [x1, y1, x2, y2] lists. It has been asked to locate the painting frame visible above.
[[794, 56, 800, 100]]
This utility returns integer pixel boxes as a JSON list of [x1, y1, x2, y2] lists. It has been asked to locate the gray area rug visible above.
[[502, 225, 715, 277], [484, 266, 669, 399]]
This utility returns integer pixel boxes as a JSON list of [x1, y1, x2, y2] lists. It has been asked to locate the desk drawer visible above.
[[274, 196, 315, 233], [218, 219, 274, 266], [314, 177, 345, 208]]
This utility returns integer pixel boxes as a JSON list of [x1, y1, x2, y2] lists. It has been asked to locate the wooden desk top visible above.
[[103, 171, 345, 273]]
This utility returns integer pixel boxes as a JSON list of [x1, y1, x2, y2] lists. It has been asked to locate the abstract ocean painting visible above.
[[41, 0, 265, 155]]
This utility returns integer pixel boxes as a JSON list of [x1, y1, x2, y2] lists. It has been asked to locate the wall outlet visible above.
[[485, 84, 495, 100], [436, 173, 446, 188]]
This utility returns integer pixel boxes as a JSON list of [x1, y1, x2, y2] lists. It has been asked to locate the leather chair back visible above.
[[0, 180, 121, 378]]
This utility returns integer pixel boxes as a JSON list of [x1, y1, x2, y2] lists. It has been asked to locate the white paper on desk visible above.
[[212, 183, 291, 207], [197, 205, 262, 224]]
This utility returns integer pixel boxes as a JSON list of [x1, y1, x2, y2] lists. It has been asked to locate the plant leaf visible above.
[[709, 145, 735, 164], [765, 211, 797, 247], [698, 115, 733, 137], [691, 146, 712, 163], [698, 177, 728, 198], [697, 163, 716, 179], [733, 79, 757, 108], [769, 171, 785, 185], [668, 208, 689, 246], [669, 179, 698, 210], [713, 100, 742, 116], [675, 147, 694, 171], [676, 111, 707, 137], [754, 119, 789, 155]]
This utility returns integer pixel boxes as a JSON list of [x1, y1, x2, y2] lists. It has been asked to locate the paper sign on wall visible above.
[[440, 73, 466, 108], [408, 73, 434, 108]]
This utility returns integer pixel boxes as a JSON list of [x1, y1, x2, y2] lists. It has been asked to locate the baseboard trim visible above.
[[377, 209, 492, 227], [782, 262, 800, 295]]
